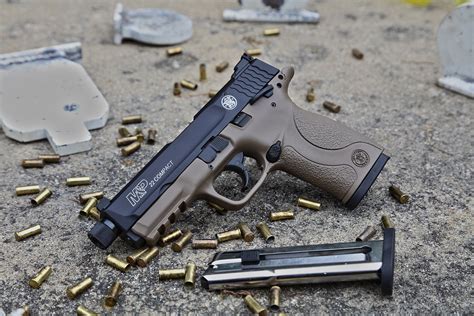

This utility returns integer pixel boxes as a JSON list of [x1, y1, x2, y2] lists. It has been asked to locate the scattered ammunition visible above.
[[245, 48, 262, 56], [184, 262, 197, 287], [238, 223, 255, 242], [180, 79, 198, 90], [29, 266, 52, 289], [381, 215, 394, 229], [106, 254, 130, 272], [136, 246, 159, 267], [389, 185, 409, 204], [216, 61, 229, 72], [270, 210, 295, 221], [297, 197, 321, 211], [16, 185, 41, 196], [121, 141, 141, 156], [166, 46, 182, 56], [117, 135, 143, 146], [306, 88, 315, 102], [263, 28, 280, 36], [199, 63, 207, 81], [21, 159, 44, 168], [208, 202, 226, 215], [147, 129, 157, 145], [171, 230, 193, 252], [66, 177, 91, 187], [134, 127, 143, 135], [80, 197, 98, 216], [159, 228, 183, 246], [192, 239, 218, 249], [118, 126, 132, 137], [159, 268, 186, 280], [15, 224, 42, 241], [67, 277, 93, 299], [256, 222, 274, 243], [122, 115, 142, 125], [323, 101, 341, 113], [104, 280, 122, 307], [31, 188, 52, 205], [216, 228, 241, 243], [173, 82, 181, 96], [22, 305, 30, 316], [38, 154, 60, 163], [88, 207, 101, 221], [356, 226, 377, 242], [79, 192, 104, 205], [352, 48, 364, 60], [76, 305, 98, 316], [244, 295, 267, 316], [126, 247, 149, 264], [208, 89, 218, 98], [270, 286, 281, 312]]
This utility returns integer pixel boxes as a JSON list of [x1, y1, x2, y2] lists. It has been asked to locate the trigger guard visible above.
[[224, 153, 252, 191]]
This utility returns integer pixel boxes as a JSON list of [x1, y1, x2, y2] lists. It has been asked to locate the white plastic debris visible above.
[[0, 42, 109, 155], [437, 0, 474, 98]]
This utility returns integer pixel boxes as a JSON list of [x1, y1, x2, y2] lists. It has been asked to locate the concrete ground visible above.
[[0, 0, 472, 314]]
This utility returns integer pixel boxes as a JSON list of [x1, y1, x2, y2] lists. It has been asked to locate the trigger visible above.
[[224, 153, 252, 191]]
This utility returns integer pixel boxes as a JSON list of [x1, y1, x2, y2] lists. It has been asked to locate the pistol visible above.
[[89, 54, 389, 249], [201, 228, 396, 296]]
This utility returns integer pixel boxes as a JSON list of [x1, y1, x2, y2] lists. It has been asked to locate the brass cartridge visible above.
[[147, 129, 157, 145], [38, 154, 60, 163], [171, 230, 193, 252], [306, 88, 315, 102], [244, 295, 267, 316], [238, 223, 255, 242], [105, 255, 130, 272], [263, 28, 280, 36], [121, 141, 141, 156], [118, 126, 132, 137], [192, 239, 218, 249], [256, 222, 274, 243], [382, 215, 394, 229], [215, 61, 229, 72], [116, 135, 143, 147], [134, 127, 143, 135], [126, 247, 149, 264], [21, 159, 45, 168], [208, 89, 218, 98], [66, 177, 91, 187], [166, 46, 182, 56], [22, 305, 30, 316], [136, 246, 159, 267], [79, 192, 104, 205], [159, 229, 183, 246], [216, 228, 241, 242], [16, 185, 41, 196], [31, 188, 52, 205], [121, 115, 142, 125], [270, 286, 281, 311], [184, 262, 197, 287], [173, 82, 181, 96], [180, 79, 198, 90], [352, 48, 364, 60], [67, 277, 93, 299], [297, 197, 321, 211], [245, 48, 262, 56], [29, 266, 52, 289], [356, 226, 377, 242], [323, 101, 341, 113], [15, 224, 42, 241], [199, 63, 207, 81], [104, 280, 122, 307], [89, 207, 101, 221], [76, 305, 98, 316], [270, 211, 294, 221], [208, 202, 226, 215], [159, 268, 186, 280], [389, 185, 409, 204], [80, 197, 98, 216]]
